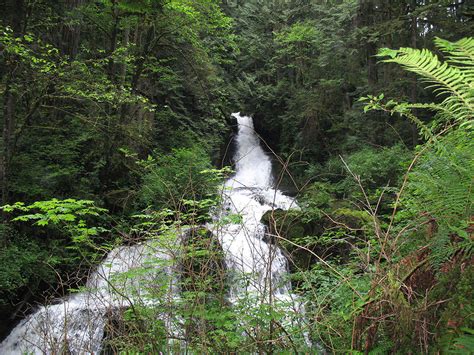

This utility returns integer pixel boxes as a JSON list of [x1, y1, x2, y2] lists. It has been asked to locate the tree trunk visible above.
[[1, 77, 16, 205], [1, 0, 24, 206], [61, 0, 85, 59], [3, 0, 25, 33], [120, 27, 130, 84], [131, 23, 155, 92], [357, 0, 378, 87], [367, 41, 378, 87], [108, 0, 120, 81]]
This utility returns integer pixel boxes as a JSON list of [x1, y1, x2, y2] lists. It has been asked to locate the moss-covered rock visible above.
[[261, 202, 358, 277], [179, 227, 227, 296], [261, 209, 323, 273]]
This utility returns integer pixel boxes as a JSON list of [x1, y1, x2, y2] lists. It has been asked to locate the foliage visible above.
[[378, 37, 474, 128], [301, 36, 474, 353], [139, 147, 228, 214], [1, 198, 108, 245], [0, 0, 473, 352], [321, 145, 411, 198], [435, 264, 474, 353], [404, 128, 473, 267], [0, 232, 58, 305], [363, 37, 474, 268], [0, 198, 108, 319]]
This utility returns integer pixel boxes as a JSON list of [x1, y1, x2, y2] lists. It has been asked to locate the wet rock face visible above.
[[0, 306, 18, 342], [216, 115, 238, 168], [261, 209, 316, 274]]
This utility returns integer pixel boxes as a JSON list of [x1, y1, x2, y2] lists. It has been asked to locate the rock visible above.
[[261, 209, 317, 273], [179, 227, 227, 295]]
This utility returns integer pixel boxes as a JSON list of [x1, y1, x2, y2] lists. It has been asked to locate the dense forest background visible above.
[[0, 0, 473, 353]]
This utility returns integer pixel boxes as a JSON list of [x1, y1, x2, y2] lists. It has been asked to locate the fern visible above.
[[374, 38, 473, 265], [367, 339, 394, 355], [435, 37, 474, 70], [369, 41, 474, 266], [360, 37, 474, 353], [403, 128, 473, 267], [429, 226, 454, 270], [447, 328, 474, 354], [378, 37, 474, 129]]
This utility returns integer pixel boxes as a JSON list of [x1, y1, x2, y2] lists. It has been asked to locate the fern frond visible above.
[[446, 328, 474, 354], [381, 47, 473, 124], [434, 37, 474, 69], [376, 37, 474, 127], [403, 128, 474, 268]]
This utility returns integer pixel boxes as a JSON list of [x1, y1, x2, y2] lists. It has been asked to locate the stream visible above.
[[0, 113, 302, 354]]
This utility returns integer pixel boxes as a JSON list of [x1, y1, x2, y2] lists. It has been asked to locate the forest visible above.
[[0, 0, 473, 353]]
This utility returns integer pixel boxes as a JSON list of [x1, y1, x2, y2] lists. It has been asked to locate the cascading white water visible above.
[[0, 112, 303, 354], [214, 112, 297, 301], [0, 240, 177, 354]]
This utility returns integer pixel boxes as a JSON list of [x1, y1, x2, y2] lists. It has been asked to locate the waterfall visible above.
[[214, 113, 297, 301], [0, 112, 302, 353], [211, 113, 309, 348], [0, 241, 178, 354]]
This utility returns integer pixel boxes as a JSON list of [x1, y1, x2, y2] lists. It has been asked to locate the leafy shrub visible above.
[[139, 147, 222, 211], [0, 229, 57, 305], [0, 199, 109, 309], [309, 145, 411, 199], [298, 37, 473, 354]]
